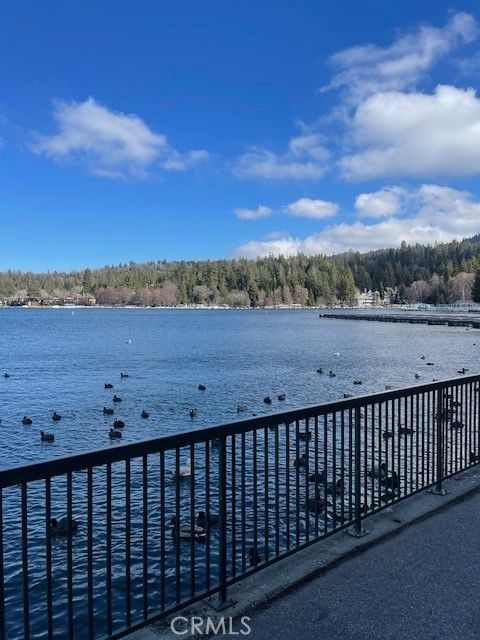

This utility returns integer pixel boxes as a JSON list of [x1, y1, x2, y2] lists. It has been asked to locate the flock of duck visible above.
[[6, 372, 152, 443], [315, 352, 472, 395], [5, 370, 289, 444], [5, 348, 472, 445], [4, 354, 474, 562]]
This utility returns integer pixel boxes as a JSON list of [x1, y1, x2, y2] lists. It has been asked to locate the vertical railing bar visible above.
[[142, 455, 149, 618], [305, 418, 310, 541], [159, 451, 166, 610], [387, 399, 394, 502], [461, 383, 465, 471], [449, 386, 454, 475], [378, 402, 382, 508], [314, 415, 319, 536], [45, 477, 53, 640], [370, 404, 375, 515], [471, 381, 474, 463], [403, 394, 408, 497], [274, 425, 280, 555], [363, 405, 368, 511], [384, 400, 389, 505], [231, 434, 237, 577], [174, 448, 181, 603], [0, 488, 4, 640], [474, 379, 477, 461], [475, 380, 479, 462], [396, 397, 401, 501], [470, 381, 475, 465], [409, 394, 414, 494], [295, 420, 300, 547], [447, 385, 452, 476], [436, 388, 445, 492], [455, 385, 459, 473], [427, 391, 431, 486], [189, 444, 196, 597], [415, 393, 419, 491], [353, 406, 363, 534], [348, 408, 353, 520], [240, 433, 245, 574], [264, 427, 269, 559], [105, 463, 112, 636], [393, 397, 398, 503], [467, 382, 473, 468], [401, 396, 406, 500], [21, 482, 30, 640], [87, 467, 94, 640], [205, 441, 212, 588], [66, 472, 74, 640], [332, 413, 337, 529], [323, 414, 328, 533], [252, 429, 258, 562], [455, 385, 459, 474], [125, 459, 132, 625], [340, 411, 345, 523], [285, 423, 290, 550], [218, 434, 228, 605], [464, 382, 468, 470], [420, 391, 426, 487], [451, 385, 455, 474]]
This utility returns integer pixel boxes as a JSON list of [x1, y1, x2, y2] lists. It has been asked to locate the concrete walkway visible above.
[[247, 490, 480, 640]]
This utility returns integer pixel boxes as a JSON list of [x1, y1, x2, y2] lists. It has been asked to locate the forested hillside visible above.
[[1, 236, 480, 306]]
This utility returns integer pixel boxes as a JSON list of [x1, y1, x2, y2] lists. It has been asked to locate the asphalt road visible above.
[[247, 491, 480, 640]]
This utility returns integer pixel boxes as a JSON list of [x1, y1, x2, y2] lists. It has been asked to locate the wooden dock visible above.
[[319, 311, 480, 328]]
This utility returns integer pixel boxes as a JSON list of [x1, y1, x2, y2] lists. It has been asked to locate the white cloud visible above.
[[284, 197, 338, 219], [324, 12, 478, 103], [234, 237, 304, 259], [233, 184, 480, 258], [31, 97, 210, 179], [341, 85, 480, 180], [355, 188, 404, 217], [234, 133, 329, 180], [235, 205, 273, 220]]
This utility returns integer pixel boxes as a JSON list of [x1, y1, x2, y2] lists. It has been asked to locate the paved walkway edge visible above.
[[127, 466, 480, 639]]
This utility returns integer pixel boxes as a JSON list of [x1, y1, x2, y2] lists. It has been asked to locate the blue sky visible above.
[[3, 1, 480, 271]]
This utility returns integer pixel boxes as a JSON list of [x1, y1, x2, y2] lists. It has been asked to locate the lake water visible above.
[[0, 308, 478, 639], [0, 307, 478, 468]]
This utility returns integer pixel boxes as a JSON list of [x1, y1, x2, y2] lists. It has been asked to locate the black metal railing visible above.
[[0, 375, 479, 639]]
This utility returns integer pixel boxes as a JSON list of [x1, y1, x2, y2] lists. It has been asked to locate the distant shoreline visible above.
[[1, 304, 477, 314]]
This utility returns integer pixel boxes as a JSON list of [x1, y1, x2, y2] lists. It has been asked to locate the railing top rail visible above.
[[0, 373, 478, 488]]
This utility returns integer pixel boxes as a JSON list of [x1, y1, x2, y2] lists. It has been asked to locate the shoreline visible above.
[[0, 304, 328, 311]]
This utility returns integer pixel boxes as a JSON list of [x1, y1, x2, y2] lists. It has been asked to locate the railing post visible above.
[[210, 434, 233, 610], [346, 406, 368, 538], [431, 388, 449, 496]]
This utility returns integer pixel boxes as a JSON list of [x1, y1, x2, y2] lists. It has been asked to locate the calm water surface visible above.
[[0, 308, 478, 640], [0, 307, 478, 468]]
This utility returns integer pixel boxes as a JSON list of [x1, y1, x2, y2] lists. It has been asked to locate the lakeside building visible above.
[[354, 288, 395, 308], [0, 294, 97, 307]]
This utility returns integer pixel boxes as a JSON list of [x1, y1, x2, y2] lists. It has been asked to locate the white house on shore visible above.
[[354, 288, 394, 308]]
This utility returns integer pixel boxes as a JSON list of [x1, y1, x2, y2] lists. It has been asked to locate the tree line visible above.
[[2, 235, 480, 307]]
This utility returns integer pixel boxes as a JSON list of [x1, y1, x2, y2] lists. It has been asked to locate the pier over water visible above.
[[320, 310, 480, 328]]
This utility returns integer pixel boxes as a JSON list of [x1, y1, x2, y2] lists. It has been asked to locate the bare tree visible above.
[[404, 280, 431, 302]]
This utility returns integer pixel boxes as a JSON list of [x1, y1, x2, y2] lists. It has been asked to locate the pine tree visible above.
[[473, 270, 480, 303]]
